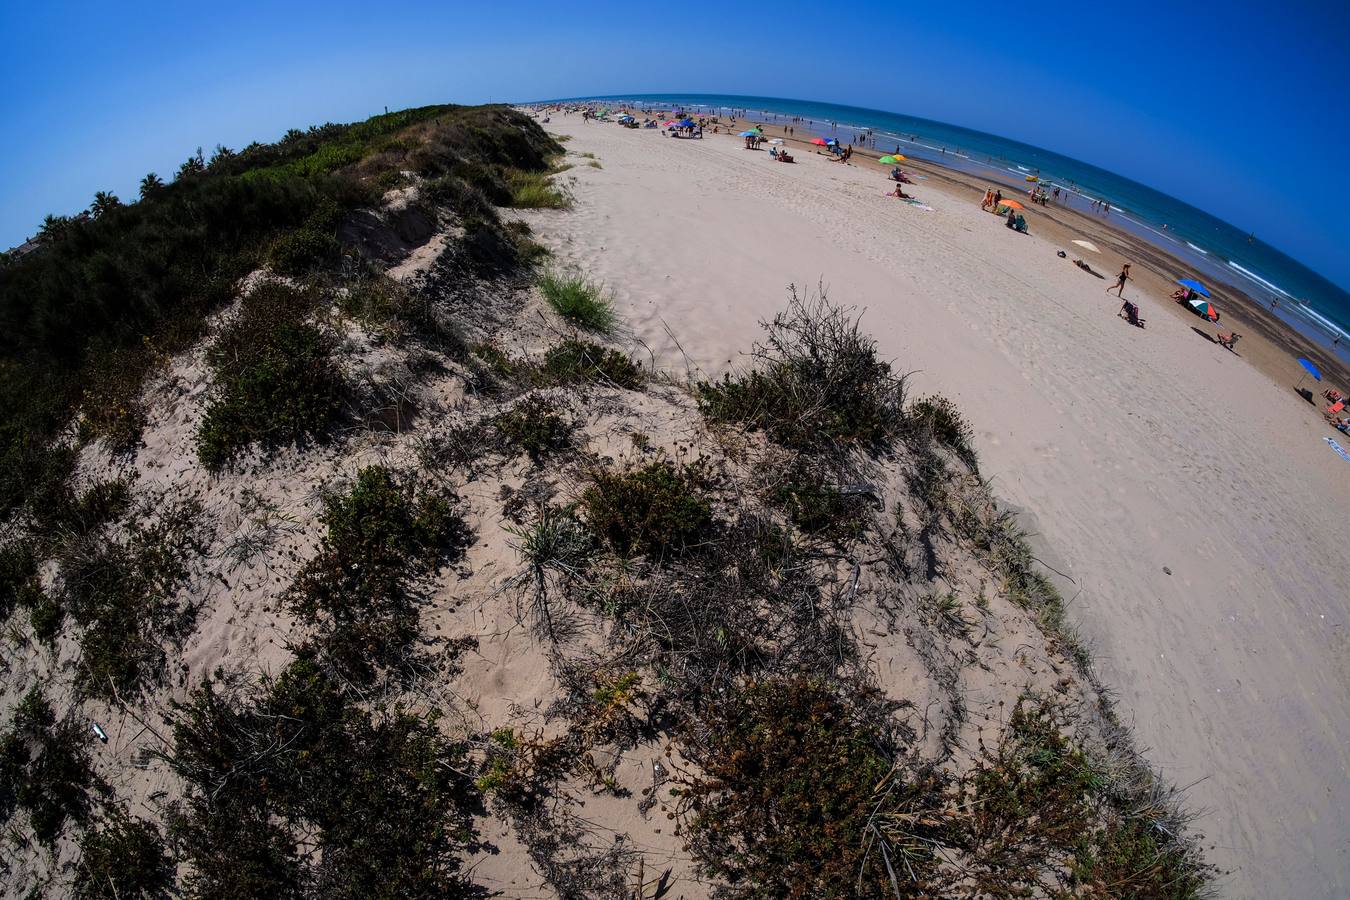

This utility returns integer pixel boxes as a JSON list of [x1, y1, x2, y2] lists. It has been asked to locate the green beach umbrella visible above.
[[878, 155, 906, 164]]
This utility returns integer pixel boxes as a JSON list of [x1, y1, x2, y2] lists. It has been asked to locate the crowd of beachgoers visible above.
[[535, 102, 1350, 438]]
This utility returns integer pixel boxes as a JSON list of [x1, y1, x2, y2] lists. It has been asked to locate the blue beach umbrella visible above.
[[1298, 358, 1322, 382], [678, 118, 696, 127], [738, 130, 758, 137], [1176, 278, 1210, 297]]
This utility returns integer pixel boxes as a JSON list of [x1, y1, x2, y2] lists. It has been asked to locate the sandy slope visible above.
[[524, 114, 1350, 898]]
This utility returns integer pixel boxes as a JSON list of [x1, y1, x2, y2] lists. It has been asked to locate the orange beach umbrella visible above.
[[999, 199, 1024, 210]]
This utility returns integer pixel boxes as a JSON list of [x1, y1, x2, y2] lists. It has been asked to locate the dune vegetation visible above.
[[0, 103, 1209, 899]]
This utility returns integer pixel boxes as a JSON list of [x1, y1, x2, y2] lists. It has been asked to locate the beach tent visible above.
[[1188, 298, 1219, 320], [1177, 278, 1210, 297]]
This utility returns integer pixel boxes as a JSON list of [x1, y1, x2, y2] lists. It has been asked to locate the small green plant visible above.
[[581, 460, 714, 559], [507, 170, 570, 209], [537, 269, 615, 332], [541, 340, 642, 389], [592, 671, 642, 713], [495, 395, 571, 461], [910, 394, 977, 468]]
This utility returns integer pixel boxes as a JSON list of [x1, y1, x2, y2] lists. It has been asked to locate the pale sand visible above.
[[524, 113, 1350, 898]]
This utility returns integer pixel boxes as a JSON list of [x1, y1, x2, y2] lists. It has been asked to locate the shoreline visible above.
[[717, 112, 1350, 396], [576, 99, 1350, 393]]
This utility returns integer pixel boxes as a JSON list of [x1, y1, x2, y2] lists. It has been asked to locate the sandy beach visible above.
[[524, 109, 1350, 897]]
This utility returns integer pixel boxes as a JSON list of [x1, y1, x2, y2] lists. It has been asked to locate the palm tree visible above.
[[89, 191, 122, 219], [139, 173, 164, 200], [176, 147, 206, 181], [37, 214, 71, 244]]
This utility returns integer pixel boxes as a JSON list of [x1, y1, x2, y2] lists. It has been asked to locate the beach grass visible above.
[[537, 269, 615, 331], [508, 170, 571, 209]]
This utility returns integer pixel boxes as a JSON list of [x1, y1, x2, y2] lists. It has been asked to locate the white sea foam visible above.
[[1227, 261, 1294, 299], [1186, 242, 1209, 255]]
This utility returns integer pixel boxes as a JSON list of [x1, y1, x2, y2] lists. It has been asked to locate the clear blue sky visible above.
[[3, 0, 1348, 288]]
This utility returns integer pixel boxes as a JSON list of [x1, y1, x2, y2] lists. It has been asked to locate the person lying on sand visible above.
[[1217, 331, 1242, 351], [1073, 258, 1105, 278]]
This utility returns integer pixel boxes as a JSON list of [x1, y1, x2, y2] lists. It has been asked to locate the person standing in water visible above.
[[1107, 263, 1132, 297]]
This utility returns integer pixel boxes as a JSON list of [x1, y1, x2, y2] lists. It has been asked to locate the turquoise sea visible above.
[[550, 93, 1350, 362]]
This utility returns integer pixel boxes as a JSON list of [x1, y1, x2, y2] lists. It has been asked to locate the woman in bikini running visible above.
[[1107, 263, 1131, 297]]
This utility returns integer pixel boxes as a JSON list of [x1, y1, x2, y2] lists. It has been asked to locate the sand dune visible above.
[[523, 113, 1350, 898]]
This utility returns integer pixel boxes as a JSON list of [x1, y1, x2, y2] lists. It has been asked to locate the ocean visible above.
[[551, 93, 1350, 361]]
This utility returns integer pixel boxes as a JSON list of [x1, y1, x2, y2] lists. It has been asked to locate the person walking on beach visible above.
[[994, 189, 1003, 208], [1103, 201, 1111, 216], [1108, 263, 1132, 297]]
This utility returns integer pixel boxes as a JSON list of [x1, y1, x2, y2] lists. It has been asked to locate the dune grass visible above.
[[537, 269, 615, 332], [507, 170, 571, 209]]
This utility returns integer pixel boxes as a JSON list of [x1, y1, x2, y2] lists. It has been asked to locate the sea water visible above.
[[553, 93, 1350, 362]]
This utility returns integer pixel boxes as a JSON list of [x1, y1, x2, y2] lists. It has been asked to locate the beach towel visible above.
[[1071, 240, 1100, 253], [1326, 437, 1350, 465], [902, 199, 935, 211]]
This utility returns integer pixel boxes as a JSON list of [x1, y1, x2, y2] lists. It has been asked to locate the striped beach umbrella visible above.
[[1188, 298, 1218, 321]]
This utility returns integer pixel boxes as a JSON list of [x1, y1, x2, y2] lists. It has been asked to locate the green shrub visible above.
[[60, 500, 203, 700], [768, 459, 867, 543], [495, 396, 571, 461], [287, 466, 469, 683], [506, 170, 570, 209], [168, 657, 483, 899], [698, 288, 907, 452], [267, 198, 341, 275], [676, 678, 945, 896], [956, 695, 1207, 896], [540, 340, 641, 389], [0, 688, 102, 845], [0, 541, 39, 622], [197, 282, 344, 469], [0, 104, 558, 497], [581, 460, 714, 559], [537, 269, 615, 332], [74, 813, 175, 900], [910, 394, 977, 468], [29, 592, 63, 645]]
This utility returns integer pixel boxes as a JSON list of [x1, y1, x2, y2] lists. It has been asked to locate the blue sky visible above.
[[3, 0, 1348, 288]]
